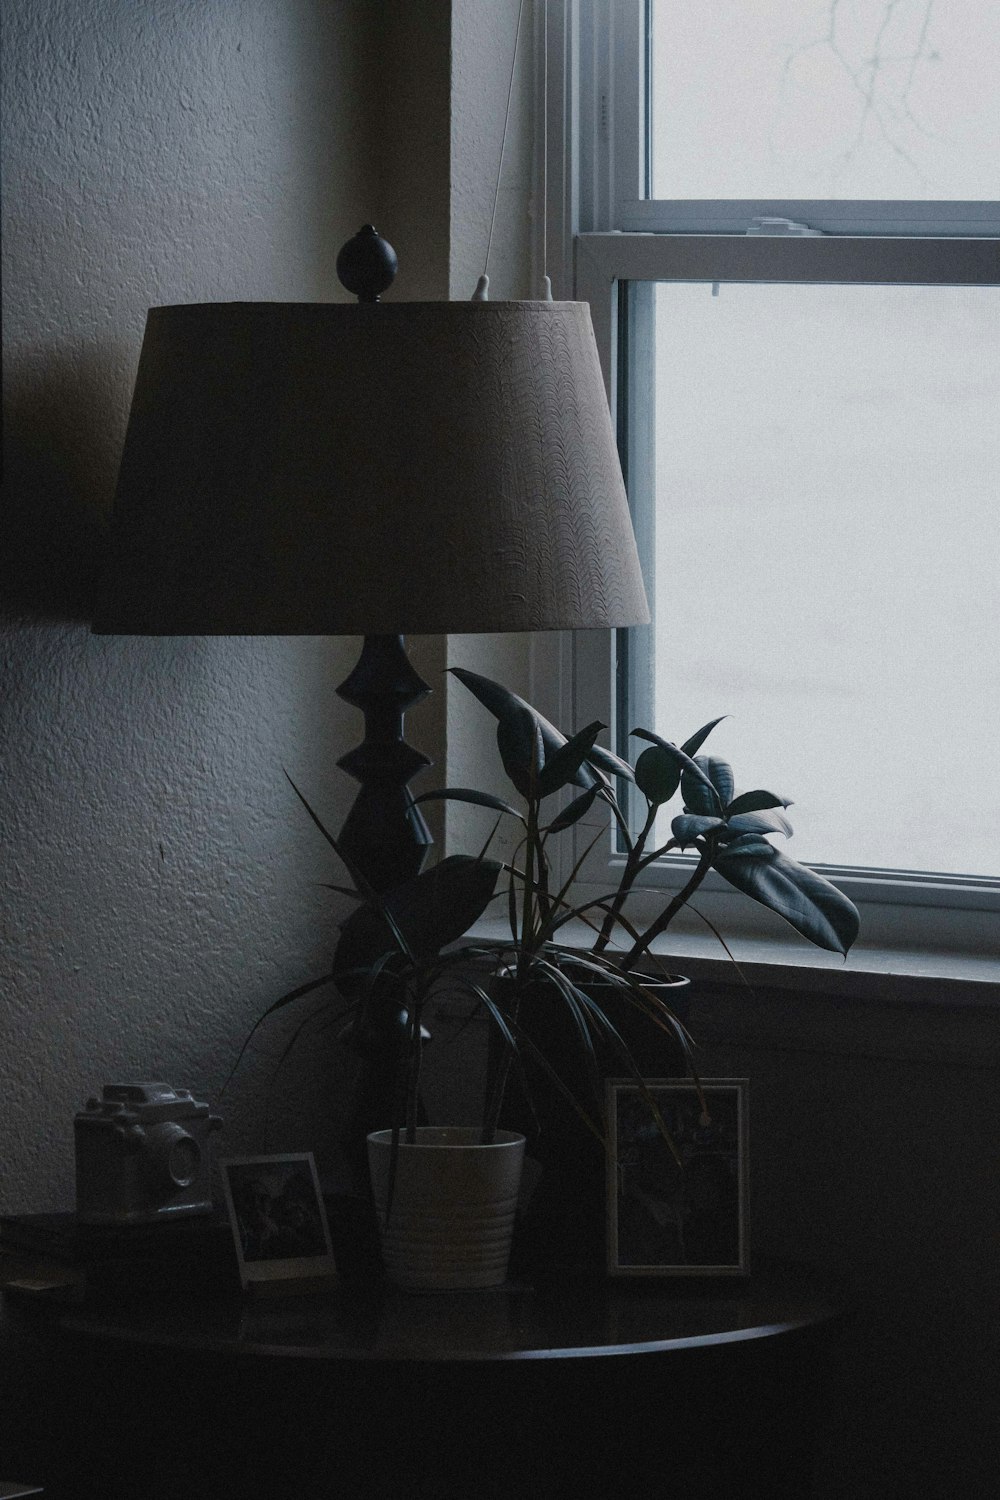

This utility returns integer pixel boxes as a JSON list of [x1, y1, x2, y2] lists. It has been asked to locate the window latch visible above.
[[745, 216, 825, 236]]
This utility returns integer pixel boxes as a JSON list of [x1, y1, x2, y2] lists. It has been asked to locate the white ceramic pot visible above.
[[367, 1126, 525, 1291]]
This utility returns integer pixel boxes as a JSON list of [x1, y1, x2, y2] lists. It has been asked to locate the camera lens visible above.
[[146, 1122, 202, 1191], [167, 1134, 200, 1188]]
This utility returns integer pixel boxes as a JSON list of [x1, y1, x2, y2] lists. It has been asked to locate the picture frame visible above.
[[606, 1078, 749, 1277], [220, 1153, 337, 1289]]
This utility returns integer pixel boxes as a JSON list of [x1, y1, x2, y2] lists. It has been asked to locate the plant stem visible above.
[[593, 801, 656, 954], [601, 786, 634, 854], [520, 794, 539, 973], [404, 992, 423, 1144], [621, 845, 715, 970], [481, 978, 519, 1144]]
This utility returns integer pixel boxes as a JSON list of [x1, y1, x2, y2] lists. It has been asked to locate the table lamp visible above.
[[94, 226, 650, 894]]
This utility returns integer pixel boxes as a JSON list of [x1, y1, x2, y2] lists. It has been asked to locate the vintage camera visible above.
[[75, 1082, 223, 1224]]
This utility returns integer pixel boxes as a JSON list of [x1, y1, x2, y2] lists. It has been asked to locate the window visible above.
[[543, 0, 1000, 959]]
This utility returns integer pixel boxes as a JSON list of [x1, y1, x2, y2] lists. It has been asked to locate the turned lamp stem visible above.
[[333, 228, 432, 894], [334, 230, 433, 1199], [335, 633, 432, 894]]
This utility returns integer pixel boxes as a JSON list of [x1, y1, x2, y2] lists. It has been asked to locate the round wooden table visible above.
[[19, 1262, 844, 1498]]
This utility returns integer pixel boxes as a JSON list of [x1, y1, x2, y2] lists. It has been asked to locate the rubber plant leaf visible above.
[[681, 755, 735, 816], [680, 716, 728, 758], [634, 745, 682, 806], [722, 808, 794, 840], [713, 833, 776, 859], [671, 814, 725, 847], [726, 789, 792, 816], [714, 844, 860, 955], [632, 718, 727, 804], [631, 729, 720, 805]]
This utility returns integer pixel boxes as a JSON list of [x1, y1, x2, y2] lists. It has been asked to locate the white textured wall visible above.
[[0, 0, 450, 1212], [450, 0, 535, 304], [444, 0, 540, 871]]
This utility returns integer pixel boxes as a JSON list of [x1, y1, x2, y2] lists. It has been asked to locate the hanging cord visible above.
[[473, 0, 527, 301], [541, 0, 551, 299]]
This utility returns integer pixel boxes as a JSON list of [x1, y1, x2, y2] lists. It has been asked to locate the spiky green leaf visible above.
[[334, 855, 502, 980], [585, 743, 636, 784], [450, 668, 600, 798], [285, 772, 373, 899], [495, 700, 545, 796], [546, 787, 599, 834], [537, 721, 606, 798], [412, 787, 524, 821]]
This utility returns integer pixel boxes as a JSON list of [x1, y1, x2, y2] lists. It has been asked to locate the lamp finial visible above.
[[336, 224, 398, 302]]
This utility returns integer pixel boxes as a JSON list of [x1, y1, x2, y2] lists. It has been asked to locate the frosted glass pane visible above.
[[649, 281, 999, 876], [650, 0, 1000, 200]]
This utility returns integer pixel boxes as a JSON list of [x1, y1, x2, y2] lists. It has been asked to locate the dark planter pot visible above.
[[499, 970, 692, 1279]]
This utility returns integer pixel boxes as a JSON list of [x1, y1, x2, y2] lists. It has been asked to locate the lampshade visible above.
[[94, 299, 649, 635]]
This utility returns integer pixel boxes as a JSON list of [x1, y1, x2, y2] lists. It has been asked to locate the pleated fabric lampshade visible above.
[[94, 299, 649, 637]]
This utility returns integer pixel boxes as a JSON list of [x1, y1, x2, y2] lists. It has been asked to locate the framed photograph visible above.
[[607, 1079, 749, 1277], [220, 1153, 337, 1289]]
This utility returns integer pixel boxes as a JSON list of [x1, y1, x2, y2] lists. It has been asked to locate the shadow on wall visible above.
[[1, 345, 124, 624]]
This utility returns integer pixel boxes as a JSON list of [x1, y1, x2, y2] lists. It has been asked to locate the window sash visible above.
[[545, 3, 1000, 956], [600, 0, 1000, 239], [563, 230, 1000, 951], [576, 233, 1000, 406]]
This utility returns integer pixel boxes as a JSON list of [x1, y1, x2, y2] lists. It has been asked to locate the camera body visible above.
[[75, 1082, 223, 1224]]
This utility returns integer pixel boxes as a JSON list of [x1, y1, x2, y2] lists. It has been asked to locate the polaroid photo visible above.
[[220, 1153, 337, 1290]]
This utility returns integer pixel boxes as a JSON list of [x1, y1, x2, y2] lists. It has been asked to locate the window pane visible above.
[[644, 280, 999, 877], [649, 0, 1000, 200]]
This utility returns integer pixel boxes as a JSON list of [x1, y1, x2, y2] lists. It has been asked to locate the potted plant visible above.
[[434, 668, 860, 975], [236, 756, 701, 1289], [325, 833, 528, 1292], [234, 780, 532, 1290], [239, 670, 858, 1286], [404, 667, 860, 1271]]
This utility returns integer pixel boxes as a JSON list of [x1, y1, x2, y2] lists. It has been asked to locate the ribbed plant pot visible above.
[[367, 1127, 526, 1291]]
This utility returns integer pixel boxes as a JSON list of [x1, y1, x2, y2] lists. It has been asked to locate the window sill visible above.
[[453, 919, 999, 1069], [463, 917, 999, 1009]]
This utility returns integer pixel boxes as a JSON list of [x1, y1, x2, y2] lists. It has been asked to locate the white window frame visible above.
[[536, 0, 1000, 967]]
